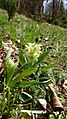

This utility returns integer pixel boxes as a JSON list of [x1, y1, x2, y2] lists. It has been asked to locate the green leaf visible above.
[[5, 48, 13, 60], [19, 49, 26, 66], [13, 61, 33, 78], [5, 58, 17, 85], [10, 68, 36, 87], [37, 50, 49, 63], [41, 64, 55, 72], [33, 50, 49, 67], [16, 80, 51, 87]]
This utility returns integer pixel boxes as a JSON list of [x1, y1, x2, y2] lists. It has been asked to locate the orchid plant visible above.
[[0, 41, 51, 118]]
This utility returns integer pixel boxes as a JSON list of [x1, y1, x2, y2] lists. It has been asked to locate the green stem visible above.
[[8, 87, 11, 110]]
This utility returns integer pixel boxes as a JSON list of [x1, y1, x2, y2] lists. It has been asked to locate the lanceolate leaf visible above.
[[13, 61, 33, 78], [37, 50, 49, 64], [33, 50, 49, 67], [5, 48, 13, 60], [41, 64, 55, 72], [19, 49, 26, 66], [16, 80, 51, 87], [10, 68, 36, 87], [5, 58, 17, 85]]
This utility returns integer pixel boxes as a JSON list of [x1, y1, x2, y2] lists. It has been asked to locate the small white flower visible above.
[[44, 37, 48, 41]]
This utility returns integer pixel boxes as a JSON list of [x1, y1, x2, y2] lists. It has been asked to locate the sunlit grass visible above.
[[0, 8, 67, 79]]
